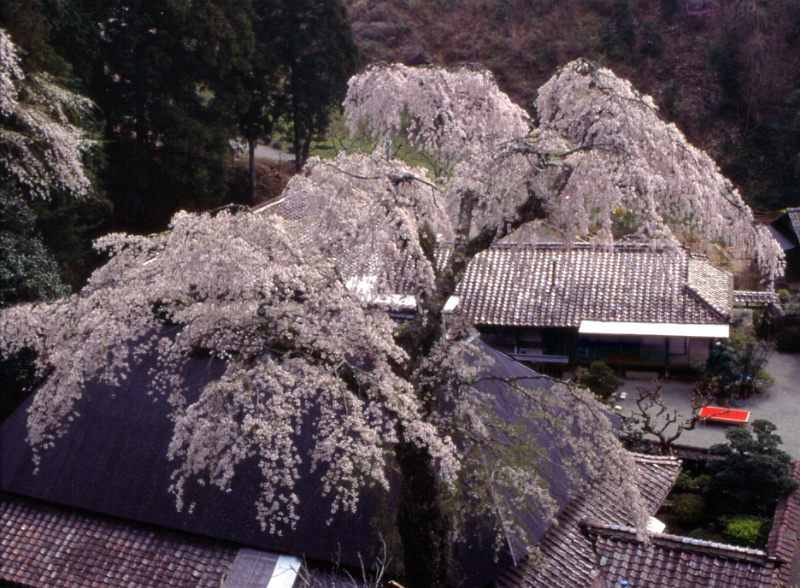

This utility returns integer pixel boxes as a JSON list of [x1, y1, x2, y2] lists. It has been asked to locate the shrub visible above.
[[575, 361, 623, 402], [725, 517, 764, 548], [671, 493, 706, 527], [705, 420, 798, 517], [674, 472, 711, 493], [688, 527, 724, 543], [776, 326, 800, 353], [640, 21, 664, 57], [699, 339, 774, 398], [756, 368, 775, 389], [751, 309, 763, 333], [674, 471, 694, 491], [660, 0, 679, 21], [612, 0, 637, 48]]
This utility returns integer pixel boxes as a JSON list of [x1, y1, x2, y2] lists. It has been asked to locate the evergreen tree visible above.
[[40, 0, 256, 232], [271, 0, 359, 171], [705, 420, 798, 517], [0, 187, 67, 307], [237, 0, 284, 201], [0, 0, 69, 74], [40, 0, 358, 228], [111, 0, 253, 231]]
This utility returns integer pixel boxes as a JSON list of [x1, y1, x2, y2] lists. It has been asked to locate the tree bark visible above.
[[391, 185, 554, 588], [396, 440, 452, 588], [289, 3, 302, 173], [301, 132, 313, 169], [248, 137, 256, 204], [292, 65, 302, 173]]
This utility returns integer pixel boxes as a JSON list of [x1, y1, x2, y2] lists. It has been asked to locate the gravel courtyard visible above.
[[614, 351, 800, 458]]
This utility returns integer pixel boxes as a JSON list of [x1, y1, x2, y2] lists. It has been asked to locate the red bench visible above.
[[699, 406, 751, 425]]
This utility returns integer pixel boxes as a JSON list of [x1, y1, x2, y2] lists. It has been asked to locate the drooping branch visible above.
[[536, 59, 783, 278], [0, 28, 96, 200], [4, 58, 785, 588]]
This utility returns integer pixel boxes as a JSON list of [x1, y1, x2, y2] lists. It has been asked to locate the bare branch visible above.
[[628, 382, 714, 455]]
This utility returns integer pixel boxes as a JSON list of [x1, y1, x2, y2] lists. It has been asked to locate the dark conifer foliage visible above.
[[236, 1, 358, 194], [706, 420, 799, 518], [43, 0, 256, 232], [12, 0, 357, 233], [273, 0, 359, 171], [0, 186, 68, 308]]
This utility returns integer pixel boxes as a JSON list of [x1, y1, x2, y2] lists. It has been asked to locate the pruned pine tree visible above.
[[627, 383, 712, 455], [1, 61, 782, 588], [706, 420, 798, 517]]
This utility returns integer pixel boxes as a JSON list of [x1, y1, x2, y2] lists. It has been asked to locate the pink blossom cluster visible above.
[[2, 59, 783, 548]]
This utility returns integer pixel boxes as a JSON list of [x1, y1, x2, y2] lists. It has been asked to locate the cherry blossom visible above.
[[2, 60, 779, 588], [0, 28, 95, 199]]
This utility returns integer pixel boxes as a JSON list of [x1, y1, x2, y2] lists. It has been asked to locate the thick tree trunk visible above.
[[301, 132, 313, 169], [289, 2, 303, 173], [390, 186, 552, 588], [292, 68, 302, 173], [248, 138, 256, 204], [396, 440, 452, 588]]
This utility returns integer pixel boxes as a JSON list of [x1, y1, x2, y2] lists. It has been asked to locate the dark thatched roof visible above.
[[2, 338, 585, 588]]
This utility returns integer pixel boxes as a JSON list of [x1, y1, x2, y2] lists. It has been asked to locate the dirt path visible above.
[[253, 145, 293, 163]]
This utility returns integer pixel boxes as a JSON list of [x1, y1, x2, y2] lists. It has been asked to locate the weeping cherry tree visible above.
[[0, 28, 95, 199], [0, 60, 782, 588]]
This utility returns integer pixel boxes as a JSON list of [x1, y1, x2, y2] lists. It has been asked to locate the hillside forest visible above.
[[3, 0, 800, 298], [347, 0, 800, 215]]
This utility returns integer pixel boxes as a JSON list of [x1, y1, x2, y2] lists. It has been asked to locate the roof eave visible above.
[[578, 320, 729, 338]]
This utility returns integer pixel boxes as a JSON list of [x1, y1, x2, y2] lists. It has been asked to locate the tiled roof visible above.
[[263, 196, 735, 327], [1, 338, 572, 588], [624, 439, 725, 462], [770, 208, 800, 249], [766, 461, 800, 588], [497, 453, 682, 588], [500, 457, 800, 588], [733, 290, 780, 308], [456, 244, 732, 328], [259, 195, 424, 294], [789, 209, 800, 239], [585, 522, 775, 588], [634, 454, 684, 512], [687, 257, 734, 318], [0, 493, 237, 588], [257, 193, 310, 224]]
